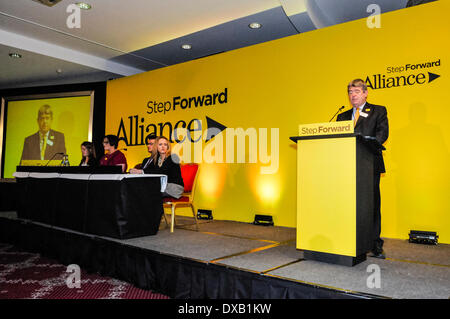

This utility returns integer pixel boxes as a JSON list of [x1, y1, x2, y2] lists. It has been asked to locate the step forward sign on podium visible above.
[[290, 121, 384, 266]]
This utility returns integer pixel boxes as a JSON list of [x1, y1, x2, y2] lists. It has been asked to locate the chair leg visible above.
[[162, 209, 169, 228], [191, 204, 199, 231], [171, 204, 175, 233]]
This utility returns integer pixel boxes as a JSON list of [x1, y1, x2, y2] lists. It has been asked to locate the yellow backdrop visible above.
[[106, 2, 450, 243]]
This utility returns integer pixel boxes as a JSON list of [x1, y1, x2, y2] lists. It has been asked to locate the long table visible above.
[[13, 172, 168, 239]]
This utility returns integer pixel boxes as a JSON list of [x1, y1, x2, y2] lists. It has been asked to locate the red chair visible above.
[[163, 163, 199, 233]]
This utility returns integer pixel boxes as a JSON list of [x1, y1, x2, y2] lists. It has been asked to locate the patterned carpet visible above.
[[0, 242, 169, 299]]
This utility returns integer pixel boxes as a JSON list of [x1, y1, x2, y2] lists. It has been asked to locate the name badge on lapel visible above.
[[360, 111, 369, 118], [47, 139, 54, 146]]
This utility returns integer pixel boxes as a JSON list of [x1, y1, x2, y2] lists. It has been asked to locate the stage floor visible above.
[[1, 211, 449, 299]]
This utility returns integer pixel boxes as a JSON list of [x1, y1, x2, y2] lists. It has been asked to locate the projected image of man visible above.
[[21, 104, 66, 162]]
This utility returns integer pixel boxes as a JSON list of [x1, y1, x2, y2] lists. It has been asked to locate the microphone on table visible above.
[[329, 106, 345, 122], [44, 152, 65, 166]]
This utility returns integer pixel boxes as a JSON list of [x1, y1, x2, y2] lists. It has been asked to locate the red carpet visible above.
[[0, 242, 169, 299]]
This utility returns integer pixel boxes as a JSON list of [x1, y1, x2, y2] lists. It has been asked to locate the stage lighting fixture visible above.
[[197, 209, 213, 220], [253, 214, 274, 226], [408, 230, 438, 245]]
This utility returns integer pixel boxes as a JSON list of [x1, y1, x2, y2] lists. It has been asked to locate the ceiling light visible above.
[[249, 22, 262, 29], [32, 0, 63, 7], [181, 44, 192, 50], [9, 53, 22, 59], [75, 2, 91, 10]]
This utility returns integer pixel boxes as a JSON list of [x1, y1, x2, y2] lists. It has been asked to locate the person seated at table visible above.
[[129, 134, 157, 174], [79, 141, 98, 167], [143, 136, 184, 199], [99, 134, 128, 173]]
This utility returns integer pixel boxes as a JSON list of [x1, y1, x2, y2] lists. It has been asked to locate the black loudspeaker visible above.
[[197, 209, 213, 220], [253, 214, 274, 226], [408, 230, 438, 245]]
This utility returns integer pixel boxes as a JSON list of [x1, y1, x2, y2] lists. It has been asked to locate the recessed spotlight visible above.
[[181, 44, 192, 50], [75, 2, 91, 10], [9, 53, 22, 59], [249, 22, 262, 29]]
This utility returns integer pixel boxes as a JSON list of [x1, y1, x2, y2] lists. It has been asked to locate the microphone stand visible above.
[[329, 106, 345, 122], [44, 152, 64, 166]]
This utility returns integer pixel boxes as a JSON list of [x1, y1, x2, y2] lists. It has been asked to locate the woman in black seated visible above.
[[79, 141, 98, 167], [143, 136, 184, 199]]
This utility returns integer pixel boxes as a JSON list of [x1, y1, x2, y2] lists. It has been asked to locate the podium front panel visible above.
[[297, 136, 356, 257]]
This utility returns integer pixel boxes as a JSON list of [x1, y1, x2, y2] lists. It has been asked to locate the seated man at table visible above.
[[129, 134, 157, 174], [99, 134, 128, 173]]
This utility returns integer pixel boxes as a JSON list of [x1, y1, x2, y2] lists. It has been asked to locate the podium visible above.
[[290, 121, 384, 266]]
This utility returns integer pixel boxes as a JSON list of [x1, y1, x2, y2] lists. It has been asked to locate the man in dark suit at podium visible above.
[[337, 79, 389, 259]]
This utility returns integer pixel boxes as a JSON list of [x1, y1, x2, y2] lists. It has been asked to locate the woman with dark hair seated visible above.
[[79, 141, 98, 167], [99, 134, 128, 173], [143, 136, 184, 198]]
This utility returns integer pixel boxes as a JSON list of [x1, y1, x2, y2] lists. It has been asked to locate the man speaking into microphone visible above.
[[337, 79, 389, 259]]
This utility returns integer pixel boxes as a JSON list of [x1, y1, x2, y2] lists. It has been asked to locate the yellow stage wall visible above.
[[106, 2, 450, 243]]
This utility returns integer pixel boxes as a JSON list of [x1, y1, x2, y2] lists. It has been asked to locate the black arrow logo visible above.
[[428, 72, 440, 83], [205, 116, 227, 142]]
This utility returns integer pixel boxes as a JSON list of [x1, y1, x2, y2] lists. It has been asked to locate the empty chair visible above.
[[163, 163, 199, 232]]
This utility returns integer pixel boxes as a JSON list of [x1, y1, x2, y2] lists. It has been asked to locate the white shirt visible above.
[[352, 102, 366, 121]]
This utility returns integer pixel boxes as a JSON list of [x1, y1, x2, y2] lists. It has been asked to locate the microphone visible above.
[[329, 106, 345, 122], [44, 152, 65, 166]]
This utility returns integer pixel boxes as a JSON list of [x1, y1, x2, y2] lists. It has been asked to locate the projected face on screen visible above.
[[37, 105, 53, 134]]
